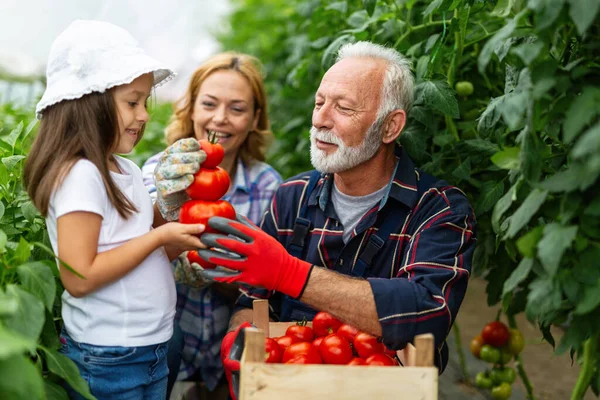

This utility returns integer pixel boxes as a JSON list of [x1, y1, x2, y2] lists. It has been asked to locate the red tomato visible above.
[[312, 336, 324, 348], [365, 353, 397, 366], [199, 136, 225, 168], [185, 166, 230, 201], [382, 344, 397, 358], [347, 357, 366, 366], [275, 335, 299, 350], [481, 321, 510, 348], [179, 199, 236, 234], [264, 338, 282, 363], [319, 334, 353, 365], [312, 312, 342, 337], [285, 354, 311, 364], [282, 342, 322, 364], [186, 250, 216, 269], [286, 324, 314, 343], [337, 324, 360, 343], [353, 332, 383, 359]]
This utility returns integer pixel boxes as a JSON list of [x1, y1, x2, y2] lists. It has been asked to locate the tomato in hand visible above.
[[275, 335, 300, 350], [347, 357, 366, 366], [179, 199, 236, 234], [187, 250, 216, 269], [481, 321, 510, 348], [312, 312, 342, 337], [185, 166, 230, 201], [319, 334, 353, 365], [282, 342, 322, 364], [286, 323, 314, 343], [337, 324, 360, 343], [199, 133, 225, 168], [365, 353, 397, 366], [353, 332, 383, 359], [264, 337, 282, 363], [470, 334, 485, 359]]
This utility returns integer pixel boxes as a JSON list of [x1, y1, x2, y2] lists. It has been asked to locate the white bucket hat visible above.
[[36, 19, 176, 118]]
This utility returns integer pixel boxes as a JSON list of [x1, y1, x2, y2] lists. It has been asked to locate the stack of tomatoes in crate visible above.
[[264, 311, 398, 366]]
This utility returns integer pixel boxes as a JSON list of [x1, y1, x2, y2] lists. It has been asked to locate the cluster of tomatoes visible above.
[[470, 320, 525, 400], [264, 311, 399, 366], [179, 132, 236, 267]]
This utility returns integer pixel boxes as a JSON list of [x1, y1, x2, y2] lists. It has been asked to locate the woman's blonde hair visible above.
[[165, 52, 273, 163]]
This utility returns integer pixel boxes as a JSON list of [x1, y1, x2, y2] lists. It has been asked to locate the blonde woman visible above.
[[142, 52, 282, 398]]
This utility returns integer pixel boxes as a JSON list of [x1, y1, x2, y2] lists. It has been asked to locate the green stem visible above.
[[393, 20, 451, 48], [445, 115, 460, 141], [571, 335, 599, 400], [452, 322, 470, 384], [507, 315, 536, 400]]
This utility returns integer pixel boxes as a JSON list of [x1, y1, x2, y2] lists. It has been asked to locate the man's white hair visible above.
[[336, 41, 415, 119]]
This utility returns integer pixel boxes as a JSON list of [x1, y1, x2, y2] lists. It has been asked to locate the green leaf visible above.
[[325, 1, 348, 14], [504, 189, 548, 239], [477, 96, 503, 134], [461, 138, 500, 156], [568, 0, 600, 35], [475, 180, 505, 215], [584, 196, 600, 216], [400, 123, 429, 162], [415, 80, 460, 118], [526, 276, 562, 325], [39, 310, 61, 350], [321, 34, 354, 69], [13, 236, 31, 265], [492, 180, 521, 233], [574, 283, 600, 315], [503, 257, 533, 296], [41, 347, 95, 400], [0, 229, 7, 253], [478, 10, 526, 72], [538, 163, 585, 193], [347, 10, 369, 28], [3, 285, 45, 341], [492, 0, 516, 16], [0, 355, 45, 399], [498, 91, 528, 131], [422, 0, 444, 16], [491, 147, 521, 170], [0, 287, 18, 317], [511, 41, 544, 65], [452, 157, 471, 181], [571, 122, 600, 159], [0, 122, 23, 149], [563, 87, 600, 143], [1, 155, 26, 171], [20, 200, 39, 222], [45, 380, 70, 400], [528, 0, 566, 30], [537, 223, 578, 276], [520, 126, 544, 182], [362, 0, 377, 16], [516, 226, 544, 257], [17, 262, 56, 312], [0, 324, 37, 359]]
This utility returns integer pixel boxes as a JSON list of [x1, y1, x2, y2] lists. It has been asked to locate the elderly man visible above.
[[194, 41, 475, 398]]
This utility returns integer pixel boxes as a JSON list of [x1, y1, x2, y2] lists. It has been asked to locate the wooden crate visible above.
[[239, 300, 438, 400]]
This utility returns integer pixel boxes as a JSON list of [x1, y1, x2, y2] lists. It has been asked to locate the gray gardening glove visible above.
[[155, 138, 206, 221], [172, 251, 212, 289]]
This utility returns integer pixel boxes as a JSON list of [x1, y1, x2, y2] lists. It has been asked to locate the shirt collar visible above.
[[230, 157, 250, 194], [308, 144, 419, 212]]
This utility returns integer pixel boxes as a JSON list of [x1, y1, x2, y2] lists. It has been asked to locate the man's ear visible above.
[[382, 109, 407, 144]]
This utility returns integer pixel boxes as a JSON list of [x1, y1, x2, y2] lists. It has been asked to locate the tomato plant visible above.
[[185, 166, 230, 201], [482, 321, 510, 348], [264, 337, 283, 363], [318, 333, 353, 365], [179, 199, 236, 234], [353, 332, 382, 359], [199, 130, 225, 168], [312, 311, 342, 337]]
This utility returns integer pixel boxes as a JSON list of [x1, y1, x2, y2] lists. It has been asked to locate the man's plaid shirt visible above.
[[237, 145, 476, 371]]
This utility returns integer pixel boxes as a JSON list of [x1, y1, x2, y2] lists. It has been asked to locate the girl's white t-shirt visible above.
[[46, 156, 176, 347]]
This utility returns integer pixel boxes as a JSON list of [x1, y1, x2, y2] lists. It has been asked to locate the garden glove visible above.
[[155, 138, 206, 221], [196, 215, 314, 299], [172, 252, 212, 289], [221, 321, 254, 400]]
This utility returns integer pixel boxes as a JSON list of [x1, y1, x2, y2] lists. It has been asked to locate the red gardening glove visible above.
[[221, 321, 253, 400], [197, 215, 314, 299]]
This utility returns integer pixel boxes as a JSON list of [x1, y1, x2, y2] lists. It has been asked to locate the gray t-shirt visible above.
[[331, 182, 387, 243]]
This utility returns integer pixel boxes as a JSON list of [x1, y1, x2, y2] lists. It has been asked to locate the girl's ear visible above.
[[252, 108, 261, 131]]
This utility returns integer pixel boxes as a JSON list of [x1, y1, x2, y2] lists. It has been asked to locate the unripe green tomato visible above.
[[490, 367, 516, 384], [455, 81, 474, 96], [499, 347, 513, 364], [491, 382, 512, 400], [508, 328, 525, 355], [479, 344, 501, 364], [475, 372, 494, 389]]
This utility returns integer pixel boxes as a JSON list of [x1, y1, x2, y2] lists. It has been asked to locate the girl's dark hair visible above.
[[24, 91, 141, 218]]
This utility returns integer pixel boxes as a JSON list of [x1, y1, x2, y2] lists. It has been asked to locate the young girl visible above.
[[23, 20, 207, 399]]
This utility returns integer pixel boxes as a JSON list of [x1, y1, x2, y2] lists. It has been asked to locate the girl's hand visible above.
[[155, 222, 207, 250]]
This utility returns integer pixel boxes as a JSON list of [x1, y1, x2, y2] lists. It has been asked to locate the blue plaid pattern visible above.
[[142, 153, 282, 389], [237, 145, 476, 372]]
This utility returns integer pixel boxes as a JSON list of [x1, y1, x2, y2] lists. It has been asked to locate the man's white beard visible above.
[[310, 116, 385, 173]]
